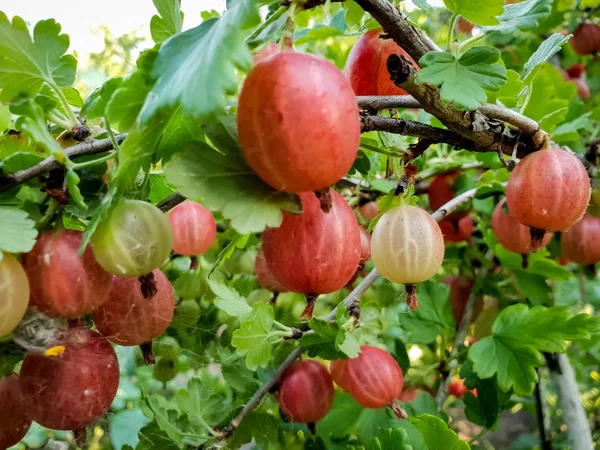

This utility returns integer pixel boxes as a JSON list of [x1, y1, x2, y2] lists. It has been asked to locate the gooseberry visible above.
[[358, 201, 381, 221], [444, 276, 482, 325], [457, 18, 474, 34], [255, 249, 288, 293], [168, 200, 216, 256], [238, 52, 360, 193], [171, 299, 201, 331], [359, 227, 371, 265], [343, 346, 404, 409], [492, 198, 552, 266], [571, 23, 600, 55], [438, 217, 473, 243], [253, 42, 280, 65], [0, 374, 32, 449], [567, 63, 586, 78], [262, 191, 361, 318], [449, 379, 477, 398], [505, 148, 590, 252], [91, 199, 174, 277], [0, 254, 30, 337], [19, 328, 119, 431], [561, 215, 600, 265], [345, 29, 419, 96], [24, 229, 112, 319], [278, 360, 334, 423], [329, 359, 349, 390], [153, 336, 181, 360], [428, 171, 469, 222], [153, 358, 178, 384], [371, 203, 445, 309], [93, 269, 175, 363]]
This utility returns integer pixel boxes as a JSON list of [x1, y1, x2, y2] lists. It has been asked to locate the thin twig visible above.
[[0, 134, 127, 193], [534, 368, 552, 450]]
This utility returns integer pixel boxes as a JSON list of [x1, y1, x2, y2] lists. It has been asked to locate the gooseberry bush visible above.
[[2, 0, 600, 449]]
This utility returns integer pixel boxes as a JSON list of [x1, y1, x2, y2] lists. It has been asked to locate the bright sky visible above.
[[0, 0, 444, 65]]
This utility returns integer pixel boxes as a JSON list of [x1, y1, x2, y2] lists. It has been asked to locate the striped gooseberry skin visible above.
[[345, 29, 419, 96], [262, 191, 361, 294], [492, 198, 551, 254], [93, 270, 175, 346], [238, 52, 360, 193], [506, 149, 590, 232], [359, 227, 371, 265], [329, 359, 349, 390], [278, 360, 334, 423], [561, 215, 600, 265], [19, 328, 119, 431], [439, 217, 473, 243], [428, 171, 468, 222], [91, 199, 174, 277], [571, 23, 600, 55], [168, 200, 216, 256], [255, 248, 288, 293], [24, 230, 112, 319], [0, 374, 32, 449], [344, 346, 404, 408], [371, 204, 444, 284], [0, 254, 30, 337]]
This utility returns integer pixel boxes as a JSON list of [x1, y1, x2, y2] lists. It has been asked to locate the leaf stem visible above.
[[447, 14, 459, 51], [47, 111, 74, 131], [457, 32, 486, 54], [246, 6, 288, 44], [49, 82, 78, 127], [71, 151, 116, 170]]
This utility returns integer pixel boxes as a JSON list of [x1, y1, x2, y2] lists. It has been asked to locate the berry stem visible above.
[[405, 284, 418, 310], [140, 342, 156, 365], [138, 272, 158, 299], [528, 227, 547, 253], [521, 253, 530, 269], [389, 400, 408, 419], [314, 186, 333, 213]]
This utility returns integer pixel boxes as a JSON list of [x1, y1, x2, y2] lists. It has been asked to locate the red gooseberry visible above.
[[571, 23, 600, 55], [444, 276, 483, 325], [262, 191, 361, 318], [24, 229, 112, 319], [329, 359, 349, 390], [457, 18, 475, 34], [345, 29, 419, 96], [19, 328, 119, 431], [168, 200, 216, 256], [449, 379, 477, 399], [561, 215, 600, 265], [359, 227, 371, 265], [252, 42, 280, 65], [438, 217, 473, 243], [505, 148, 590, 252], [255, 248, 288, 293], [428, 171, 469, 222], [0, 374, 32, 449], [278, 360, 334, 423], [238, 52, 360, 193], [358, 201, 381, 221]]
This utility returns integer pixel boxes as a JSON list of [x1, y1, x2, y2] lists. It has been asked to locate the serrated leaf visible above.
[[412, 0, 433, 12], [107, 71, 154, 133], [141, 0, 264, 122], [0, 207, 38, 254], [0, 14, 77, 102], [416, 47, 507, 111], [230, 412, 279, 450], [142, 394, 188, 446], [411, 414, 470, 450], [208, 280, 252, 318], [151, 0, 183, 44], [110, 409, 150, 450], [80, 78, 124, 119], [523, 33, 571, 81], [176, 377, 231, 430], [164, 140, 300, 234], [443, 0, 503, 26], [486, 69, 523, 108], [136, 422, 180, 450], [231, 302, 276, 370], [398, 281, 455, 344], [301, 316, 347, 360], [484, 0, 553, 34], [468, 304, 600, 395], [369, 428, 412, 450]]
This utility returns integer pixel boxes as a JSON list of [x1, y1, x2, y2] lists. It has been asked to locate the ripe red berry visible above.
[[571, 23, 600, 55], [449, 379, 477, 398], [24, 229, 112, 319], [255, 248, 287, 293], [0, 253, 30, 337], [344, 346, 404, 409], [428, 171, 469, 222], [439, 217, 473, 243], [168, 200, 216, 256], [359, 227, 371, 265], [19, 328, 119, 431], [238, 52, 360, 193], [329, 359, 349, 390], [567, 63, 586, 79], [444, 276, 482, 325], [457, 18, 475, 34], [571, 78, 591, 101], [561, 215, 600, 265], [0, 374, 32, 449], [278, 360, 334, 423], [506, 148, 590, 251], [371, 203, 445, 309], [93, 269, 174, 356], [492, 198, 552, 257], [358, 201, 381, 221], [397, 388, 419, 403], [262, 191, 361, 318], [345, 29, 419, 96]]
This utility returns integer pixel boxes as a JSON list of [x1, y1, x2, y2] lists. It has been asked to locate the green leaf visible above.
[[0, 207, 38, 255], [142, 0, 264, 122], [486, 69, 523, 108], [552, 113, 591, 145], [176, 377, 231, 431], [0, 342, 26, 377], [416, 47, 507, 111], [468, 304, 600, 395], [394, 339, 411, 373], [461, 361, 508, 429], [136, 422, 180, 450], [142, 393, 189, 447], [369, 428, 413, 450], [523, 33, 571, 81], [398, 281, 455, 344], [411, 414, 470, 450], [230, 412, 279, 450], [110, 409, 150, 450], [151, 0, 183, 44], [442, 0, 503, 26], [412, 0, 433, 12], [0, 103, 10, 131], [108, 71, 154, 133], [218, 348, 261, 392], [231, 302, 276, 370], [80, 78, 124, 119], [294, 26, 343, 45], [208, 280, 252, 319], [514, 272, 551, 306], [164, 140, 300, 234], [0, 14, 77, 102], [483, 0, 553, 34], [301, 317, 347, 360]]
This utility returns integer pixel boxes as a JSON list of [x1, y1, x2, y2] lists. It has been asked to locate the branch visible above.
[[357, 95, 422, 111], [534, 368, 552, 450], [546, 353, 594, 450], [157, 192, 186, 212], [0, 134, 127, 193], [224, 186, 482, 436]]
